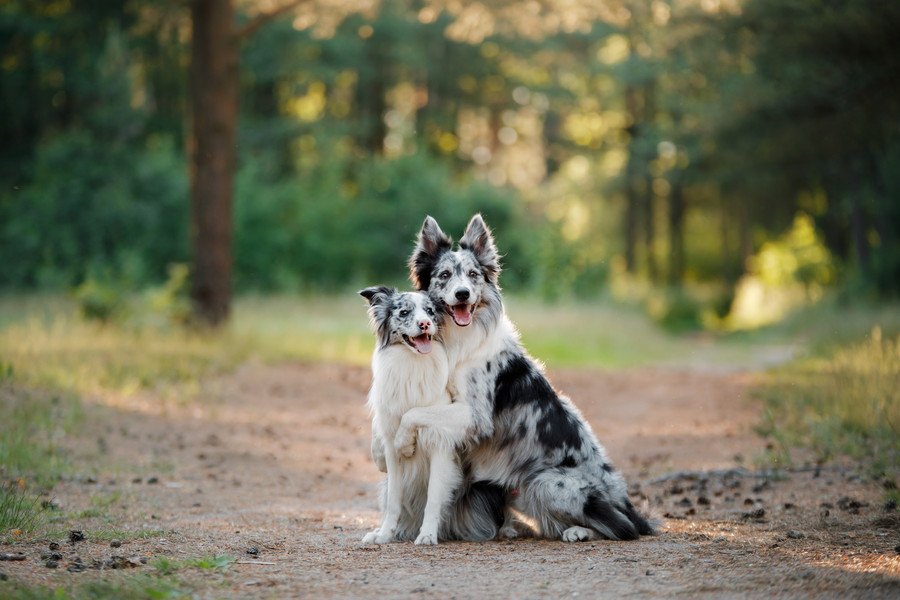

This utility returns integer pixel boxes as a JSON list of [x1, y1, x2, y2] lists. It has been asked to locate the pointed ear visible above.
[[408, 216, 452, 290], [359, 285, 395, 306], [459, 214, 501, 281]]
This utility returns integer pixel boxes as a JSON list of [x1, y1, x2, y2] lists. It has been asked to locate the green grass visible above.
[[758, 328, 900, 478], [0, 482, 41, 534], [0, 575, 187, 600], [151, 553, 235, 575]]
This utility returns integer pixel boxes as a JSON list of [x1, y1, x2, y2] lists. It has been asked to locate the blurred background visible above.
[[1, 0, 898, 332], [0, 4, 899, 588]]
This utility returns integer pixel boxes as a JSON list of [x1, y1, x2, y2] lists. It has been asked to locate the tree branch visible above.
[[235, 0, 310, 40]]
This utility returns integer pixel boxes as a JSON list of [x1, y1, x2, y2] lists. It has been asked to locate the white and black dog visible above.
[[402, 214, 654, 542], [359, 287, 482, 544]]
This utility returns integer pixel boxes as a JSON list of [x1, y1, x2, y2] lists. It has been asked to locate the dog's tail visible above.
[[442, 480, 506, 541], [584, 493, 655, 540]]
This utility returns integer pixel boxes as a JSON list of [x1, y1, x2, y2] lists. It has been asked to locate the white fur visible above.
[[362, 294, 464, 545]]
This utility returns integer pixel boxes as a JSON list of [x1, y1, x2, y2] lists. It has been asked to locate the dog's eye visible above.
[[468, 270, 479, 279], [426, 307, 434, 316], [439, 271, 451, 280], [399, 310, 410, 317]]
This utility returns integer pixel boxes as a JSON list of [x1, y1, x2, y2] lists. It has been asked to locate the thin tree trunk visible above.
[[668, 178, 685, 285], [623, 85, 640, 273], [643, 175, 657, 282], [737, 200, 752, 271], [189, 0, 238, 326]]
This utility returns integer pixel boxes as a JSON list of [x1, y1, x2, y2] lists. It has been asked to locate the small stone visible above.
[[45, 560, 59, 569], [48, 542, 60, 551], [645, 569, 654, 576], [786, 530, 804, 539], [676, 497, 692, 508], [132, 477, 143, 484], [783, 502, 796, 510], [110, 540, 122, 548], [246, 547, 259, 556], [147, 476, 159, 485], [882, 500, 897, 512], [0, 572, 7, 581], [697, 496, 711, 506], [69, 530, 85, 543], [743, 498, 755, 506]]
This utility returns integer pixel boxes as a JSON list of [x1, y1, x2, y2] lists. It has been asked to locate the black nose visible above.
[[455, 289, 470, 301]]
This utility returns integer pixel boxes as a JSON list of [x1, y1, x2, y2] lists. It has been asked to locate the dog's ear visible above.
[[359, 286, 396, 347], [408, 216, 452, 291], [359, 285, 395, 306], [459, 214, 501, 281]]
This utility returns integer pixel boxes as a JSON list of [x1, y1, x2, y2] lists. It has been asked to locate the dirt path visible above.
[[4, 363, 899, 598]]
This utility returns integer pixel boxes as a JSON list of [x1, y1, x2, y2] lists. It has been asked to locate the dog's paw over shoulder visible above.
[[394, 427, 417, 459]]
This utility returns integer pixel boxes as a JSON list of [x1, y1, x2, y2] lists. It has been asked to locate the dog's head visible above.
[[408, 214, 500, 327], [359, 286, 441, 354]]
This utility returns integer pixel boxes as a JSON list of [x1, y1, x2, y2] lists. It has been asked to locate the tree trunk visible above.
[[668, 178, 685, 285], [622, 85, 640, 273], [643, 175, 657, 282], [189, 0, 238, 326]]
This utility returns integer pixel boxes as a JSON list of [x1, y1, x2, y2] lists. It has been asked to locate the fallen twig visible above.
[[236, 560, 276, 565]]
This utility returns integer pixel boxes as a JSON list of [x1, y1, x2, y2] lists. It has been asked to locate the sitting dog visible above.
[[406, 215, 654, 542], [359, 286, 466, 545]]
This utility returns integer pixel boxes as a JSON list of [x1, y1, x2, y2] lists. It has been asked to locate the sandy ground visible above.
[[2, 362, 898, 598]]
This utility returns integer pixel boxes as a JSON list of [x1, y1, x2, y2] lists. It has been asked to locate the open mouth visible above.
[[402, 333, 433, 354], [448, 303, 475, 327]]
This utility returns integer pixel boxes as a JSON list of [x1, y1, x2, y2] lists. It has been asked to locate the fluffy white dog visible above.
[[359, 286, 469, 545]]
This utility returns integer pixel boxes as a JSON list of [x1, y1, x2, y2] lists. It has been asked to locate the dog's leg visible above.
[[362, 444, 404, 544], [518, 469, 642, 542], [415, 448, 461, 545], [395, 402, 473, 458], [370, 421, 387, 473]]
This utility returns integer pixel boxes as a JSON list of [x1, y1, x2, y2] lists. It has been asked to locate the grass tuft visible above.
[[0, 481, 41, 535], [758, 328, 900, 478]]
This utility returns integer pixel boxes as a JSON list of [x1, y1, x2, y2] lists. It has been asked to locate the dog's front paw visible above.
[[414, 531, 438, 546], [499, 526, 519, 540], [561, 526, 596, 542], [361, 529, 380, 544], [394, 426, 417, 459], [373, 529, 396, 544]]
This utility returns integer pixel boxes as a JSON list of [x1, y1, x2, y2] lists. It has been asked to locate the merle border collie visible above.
[[359, 287, 493, 544], [404, 214, 654, 542]]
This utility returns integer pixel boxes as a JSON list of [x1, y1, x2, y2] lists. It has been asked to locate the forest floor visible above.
[[1, 361, 898, 598]]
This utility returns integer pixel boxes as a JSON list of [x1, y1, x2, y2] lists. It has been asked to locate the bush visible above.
[[233, 150, 523, 290], [0, 133, 188, 289]]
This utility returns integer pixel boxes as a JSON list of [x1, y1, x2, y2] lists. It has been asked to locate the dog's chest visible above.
[[369, 345, 451, 432]]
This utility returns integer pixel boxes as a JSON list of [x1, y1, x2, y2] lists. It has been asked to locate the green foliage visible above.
[[0, 576, 187, 600], [759, 329, 900, 477], [234, 150, 522, 290], [727, 214, 836, 330]]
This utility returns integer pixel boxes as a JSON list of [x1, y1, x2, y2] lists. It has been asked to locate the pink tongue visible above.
[[411, 334, 432, 354], [452, 304, 472, 326]]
